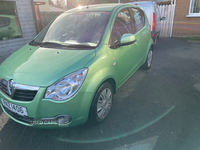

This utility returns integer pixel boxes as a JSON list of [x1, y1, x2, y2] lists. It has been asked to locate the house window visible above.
[[0, 1, 22, 41], [187, 0, 200, 17]]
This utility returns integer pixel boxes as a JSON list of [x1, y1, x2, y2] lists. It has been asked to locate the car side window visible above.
[[131, 8, 145, 33], [109, 8, 132, 49]]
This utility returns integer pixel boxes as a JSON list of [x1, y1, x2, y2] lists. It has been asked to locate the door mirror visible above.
[[120, 34, 136, 46], [160, 17, 166, 21]]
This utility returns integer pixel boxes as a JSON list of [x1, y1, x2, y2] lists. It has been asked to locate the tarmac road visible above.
[[0, 37, 200, 150]]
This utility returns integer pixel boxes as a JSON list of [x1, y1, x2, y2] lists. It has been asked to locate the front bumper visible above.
[[0, 87, 94, 128]]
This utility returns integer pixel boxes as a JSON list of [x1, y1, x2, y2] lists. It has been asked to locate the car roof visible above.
[[65, 3, 139, 13], [0, 14, 16, 18], [128, 1, 155, 5]]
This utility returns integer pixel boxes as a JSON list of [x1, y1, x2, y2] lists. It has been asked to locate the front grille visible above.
[[0, 80, 9, 95], [12, 90, 38, 101], [0, 79, 39, 101], [3, 105, 34, 124]]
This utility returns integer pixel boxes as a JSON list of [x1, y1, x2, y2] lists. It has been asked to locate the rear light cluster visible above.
[[152, 13, 156, 31], [15, 18, 20, 27]]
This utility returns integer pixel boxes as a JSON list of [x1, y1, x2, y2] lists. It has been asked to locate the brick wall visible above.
[[173, 0, 200, 37]]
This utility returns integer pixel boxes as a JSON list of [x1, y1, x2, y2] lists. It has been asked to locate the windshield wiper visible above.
[[67, 44, 96, 49], [29, 41, 68, 48], [29, 41, 96, 49], [41, 42, 66, 47]]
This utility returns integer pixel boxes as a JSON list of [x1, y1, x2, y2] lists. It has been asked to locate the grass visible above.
[[188, 37, 200, 40]]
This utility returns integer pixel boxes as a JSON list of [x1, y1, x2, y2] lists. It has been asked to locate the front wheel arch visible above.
[[88, 81, 114, 124]]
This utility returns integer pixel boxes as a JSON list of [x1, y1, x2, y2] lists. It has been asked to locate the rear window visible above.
[[4, 17, 11, 26], [0, 17, 11, 27], [0, 17, 6, 27]]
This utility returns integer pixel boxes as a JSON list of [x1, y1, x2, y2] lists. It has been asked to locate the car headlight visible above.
[[45, 68, 88, 101]]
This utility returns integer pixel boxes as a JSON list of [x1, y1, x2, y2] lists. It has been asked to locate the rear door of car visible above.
[[130, 7, 150, 63]]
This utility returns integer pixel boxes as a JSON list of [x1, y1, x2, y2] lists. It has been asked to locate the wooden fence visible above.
[[156, 4, 174, 37]]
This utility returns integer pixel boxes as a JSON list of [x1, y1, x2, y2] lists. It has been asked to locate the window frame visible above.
[[108, 7, 134, 49], [130, 7, 146, 34], [187, 0, 200, 17], [115, 8, 133, 35]]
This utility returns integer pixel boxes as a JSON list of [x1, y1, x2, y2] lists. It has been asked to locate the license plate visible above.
[[1, 98, 28, 116]]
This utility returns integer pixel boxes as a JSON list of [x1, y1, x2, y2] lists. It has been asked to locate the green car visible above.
[[0, 4, 153, 128], [0, 15, 22, 40]]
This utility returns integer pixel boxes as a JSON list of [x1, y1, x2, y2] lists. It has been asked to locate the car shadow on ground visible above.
[[0, 68, 176, 150]]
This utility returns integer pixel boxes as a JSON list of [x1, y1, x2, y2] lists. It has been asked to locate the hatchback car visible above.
[[0, 15, 22, 40], [0, 4, 154, 128]]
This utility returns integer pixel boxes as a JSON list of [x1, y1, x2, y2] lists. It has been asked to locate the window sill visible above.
[[186, 14, 200, 17]]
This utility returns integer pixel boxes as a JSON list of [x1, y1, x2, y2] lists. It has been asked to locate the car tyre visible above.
[[89, 82, 113, 124], [142, 48, 153, 70], [157, 33, 160, 39], [154, 35, 157, 45]]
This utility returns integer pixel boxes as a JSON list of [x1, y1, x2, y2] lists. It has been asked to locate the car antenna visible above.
[[87, 0, 95, 8]]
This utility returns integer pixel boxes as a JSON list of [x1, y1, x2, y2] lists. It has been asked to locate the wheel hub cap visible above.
[[147, 50, 153, 67], [97, 88, 112, 119]]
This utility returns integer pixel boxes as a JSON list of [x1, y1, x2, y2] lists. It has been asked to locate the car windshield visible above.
[[29, 11, 111, 48]]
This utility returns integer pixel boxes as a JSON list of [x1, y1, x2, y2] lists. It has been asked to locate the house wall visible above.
[[173, 0, 200, 37], [36, 0, 50, 12], [0, 0, 37, 64]]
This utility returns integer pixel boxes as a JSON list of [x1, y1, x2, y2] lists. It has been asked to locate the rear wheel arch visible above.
[[145, 43, 154, 59]]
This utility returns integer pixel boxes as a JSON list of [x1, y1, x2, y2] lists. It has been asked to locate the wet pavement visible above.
[[0, 38, 200, 150]]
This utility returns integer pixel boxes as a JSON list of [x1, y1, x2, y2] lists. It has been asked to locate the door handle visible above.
[[135, 40, 139, 45]]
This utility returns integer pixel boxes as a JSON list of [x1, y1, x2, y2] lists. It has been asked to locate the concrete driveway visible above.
[[0, 38, 200, 150]]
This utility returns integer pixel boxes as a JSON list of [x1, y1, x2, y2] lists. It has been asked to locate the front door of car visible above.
[[109, 8, 141, 86]]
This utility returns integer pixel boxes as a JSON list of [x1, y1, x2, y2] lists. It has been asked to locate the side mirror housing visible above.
[[160, 17, 166, 21], [120, 34, 136, 46]]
